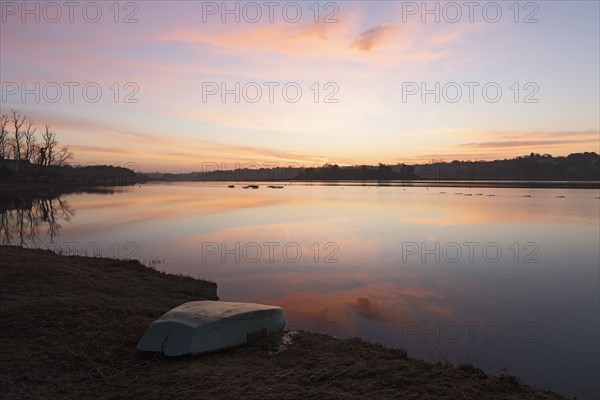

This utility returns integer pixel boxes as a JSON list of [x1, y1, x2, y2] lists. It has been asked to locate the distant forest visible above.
[[147, 152, 599, 183]]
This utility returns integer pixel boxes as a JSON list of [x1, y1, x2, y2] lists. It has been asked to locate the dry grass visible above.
[[0, 246, 567, 400]]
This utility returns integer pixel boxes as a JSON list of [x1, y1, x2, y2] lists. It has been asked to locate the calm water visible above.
[[2, 182, 599, 398]]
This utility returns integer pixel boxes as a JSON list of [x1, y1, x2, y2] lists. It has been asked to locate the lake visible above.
[[2, 181, 599, 399]]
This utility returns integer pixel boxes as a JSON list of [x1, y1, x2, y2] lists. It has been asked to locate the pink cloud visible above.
[[351, 23, 397, 52], [157, 14, 447, 68], [394, 129, 600, 163]]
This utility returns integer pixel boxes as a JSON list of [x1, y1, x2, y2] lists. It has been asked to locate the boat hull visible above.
[[137, 301, 285, 356]]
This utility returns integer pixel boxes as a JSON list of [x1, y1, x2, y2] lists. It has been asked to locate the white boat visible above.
[[137, 301, 285, 356]]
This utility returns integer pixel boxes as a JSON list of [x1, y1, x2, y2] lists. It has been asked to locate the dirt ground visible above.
[[0, 246, 567, 399]]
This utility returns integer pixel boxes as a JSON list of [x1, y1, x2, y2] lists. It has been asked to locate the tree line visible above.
[[149, 153, 598, 184], [0, 109, 73, 166]]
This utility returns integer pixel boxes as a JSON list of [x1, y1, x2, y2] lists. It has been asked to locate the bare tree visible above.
[[0, 114, 8, 159], [41, 125, 57, 166], [39, 125, 73, 166], [1, 110, 74, 167], [24, 118, 38, 162], [53, 145, 73, 166], [11, 109, 26, 160]]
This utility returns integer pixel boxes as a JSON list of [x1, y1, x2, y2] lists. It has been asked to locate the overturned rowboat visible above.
[[137, 301, 285, 356]]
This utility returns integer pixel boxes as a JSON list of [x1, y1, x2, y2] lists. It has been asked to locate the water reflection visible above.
[[0, 197, 74, 246], [0, 187, 118, 246], [0, 182, 598, 398]]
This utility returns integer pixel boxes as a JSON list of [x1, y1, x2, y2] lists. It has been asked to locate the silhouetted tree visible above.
[[40, 124, 73, 166], [0, 110, 74, 166], [10, 109, 26, 160], [0, 114, 8, 159], [23, 118, 38, 162]]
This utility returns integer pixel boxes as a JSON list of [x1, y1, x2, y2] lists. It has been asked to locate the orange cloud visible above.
[[395, 130, 600, 163], [460, 139, 598, 149], [157, 20, 348, 59], [28, 111, 335, 170], [157, 14, 450, 68]]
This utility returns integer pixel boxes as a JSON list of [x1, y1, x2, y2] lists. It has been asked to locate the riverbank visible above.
[[0, 246, 567, 399], [0, 182, 127, 212]]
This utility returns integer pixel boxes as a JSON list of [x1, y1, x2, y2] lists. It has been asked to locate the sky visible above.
[[1, 0, 599, 172]]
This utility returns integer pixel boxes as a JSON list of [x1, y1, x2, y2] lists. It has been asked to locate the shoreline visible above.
[[0, 246, 567, 399], [146, 179, 600, 189], [0, 182, 129, 212], [2, 179, 599, 200]]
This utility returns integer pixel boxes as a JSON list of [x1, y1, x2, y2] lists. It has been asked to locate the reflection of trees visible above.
[[0, 197, 74, 246]]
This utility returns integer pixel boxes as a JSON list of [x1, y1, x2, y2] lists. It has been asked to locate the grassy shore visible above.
[[0, 246, 567, 399]]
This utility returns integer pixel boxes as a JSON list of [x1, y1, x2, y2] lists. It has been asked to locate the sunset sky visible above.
[[1, 1, 599, 172]]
